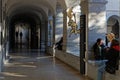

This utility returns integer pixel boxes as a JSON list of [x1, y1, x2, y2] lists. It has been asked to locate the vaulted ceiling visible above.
[[3, 0, 80, 17]]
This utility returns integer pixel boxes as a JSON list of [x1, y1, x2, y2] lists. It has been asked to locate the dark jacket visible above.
[[93, 43, 105, 60], [55, 37, 63, 50], [105, 45, 120, 74]]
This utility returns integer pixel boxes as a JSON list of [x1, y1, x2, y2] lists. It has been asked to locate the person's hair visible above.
[[97, 38, 102, 42], [96, 38, 102, 44], [107, 33, 115, 42]]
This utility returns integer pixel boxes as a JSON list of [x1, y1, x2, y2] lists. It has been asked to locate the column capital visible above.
[[89, 0, 107, 13], [80, 0, 88, 14]]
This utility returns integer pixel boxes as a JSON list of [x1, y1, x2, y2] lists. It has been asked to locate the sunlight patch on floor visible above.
[[2, 72, 27, 77]]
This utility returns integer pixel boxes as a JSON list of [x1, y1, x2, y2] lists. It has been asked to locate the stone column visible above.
[[0, 0, 3, 72], [43, 20, 48, 52], [80, 0, 89, 75], [83, 0, 107, 79], [80, 0, 107, 76], [0, 0, 2, 45], [52, 16, 56, 57], [48, 16, 53, 47], [52, 16, 55, 46], [62, 9, 67, 52], [39, 20, 45, 51]]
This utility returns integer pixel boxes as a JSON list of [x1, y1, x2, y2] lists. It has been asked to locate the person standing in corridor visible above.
[[93, 38, 106, 60], [105, 39, 120, 74], [20, 32, 23, 48]]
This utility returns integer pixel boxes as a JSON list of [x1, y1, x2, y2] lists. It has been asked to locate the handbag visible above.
[[105, 65, 115, 74]]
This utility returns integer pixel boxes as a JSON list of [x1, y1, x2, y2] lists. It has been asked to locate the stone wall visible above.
[[47, 47, 80, 71], [87, 60, 120, 80], [47, 47, 120, 80]]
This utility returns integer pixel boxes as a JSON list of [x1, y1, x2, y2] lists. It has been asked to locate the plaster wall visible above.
[[106, 0, 120, 19]]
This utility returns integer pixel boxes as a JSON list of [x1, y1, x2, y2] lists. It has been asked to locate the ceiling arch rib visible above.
[[65, 0, 80, 8], [5, 0, 55, 17], [5, 0, 81, 17], [57, 0, 80, 9], [57, 0, 67, 9], [7, 5, 48, 22]]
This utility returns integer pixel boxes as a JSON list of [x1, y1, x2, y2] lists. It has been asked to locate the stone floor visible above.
[[0, 51, 90, 80]]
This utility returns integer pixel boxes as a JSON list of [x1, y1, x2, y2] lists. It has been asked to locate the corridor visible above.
[[0, 51, 90, 80], [0, 0, 120, 80]]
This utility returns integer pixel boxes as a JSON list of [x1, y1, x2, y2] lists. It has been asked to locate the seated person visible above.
[[55, 37, 63, 50]]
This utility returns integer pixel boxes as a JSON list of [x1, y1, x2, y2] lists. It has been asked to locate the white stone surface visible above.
[[106, 0, 120, 19]]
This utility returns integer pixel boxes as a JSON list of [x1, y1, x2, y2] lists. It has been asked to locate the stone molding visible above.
[[89, 0, 108, 4]]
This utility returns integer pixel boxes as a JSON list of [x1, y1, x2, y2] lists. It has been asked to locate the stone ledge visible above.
[[89, 0, 108, 4]]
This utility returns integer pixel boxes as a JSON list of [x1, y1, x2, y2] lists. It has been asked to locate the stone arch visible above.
[[5, 3, 49, 51], [107, 15, 120, 39]]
